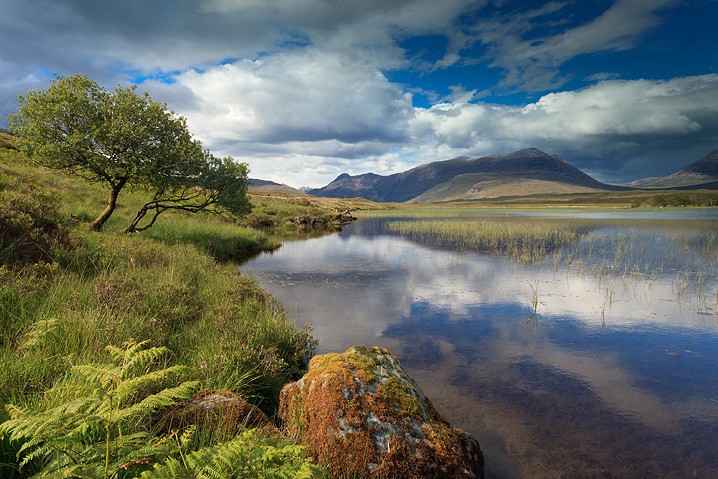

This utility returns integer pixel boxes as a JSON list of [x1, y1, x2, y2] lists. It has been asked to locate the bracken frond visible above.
[[138, 430, 329, 479], [114, 381, 201, 424]]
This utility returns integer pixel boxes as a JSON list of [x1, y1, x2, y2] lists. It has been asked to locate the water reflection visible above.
[[243, 213, 718, 478]]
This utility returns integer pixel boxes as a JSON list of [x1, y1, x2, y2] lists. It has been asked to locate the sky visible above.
[[1, 0, 717, 188]]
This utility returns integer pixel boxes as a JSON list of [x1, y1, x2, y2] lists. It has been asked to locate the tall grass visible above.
[[385, 217, 589, 263], [369, 208, 718, 304], [1, 147, 324, 476]]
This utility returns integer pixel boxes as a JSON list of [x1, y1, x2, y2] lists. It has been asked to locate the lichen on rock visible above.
[[279, 346, 484, 479]]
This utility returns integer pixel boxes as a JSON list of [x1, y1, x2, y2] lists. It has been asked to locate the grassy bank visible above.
[[0, 145, 331, 477]]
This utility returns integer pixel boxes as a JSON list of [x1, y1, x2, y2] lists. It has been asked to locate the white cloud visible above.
[[141, 48, 415, 186], [147, 71, 717, 187], [409, 75, 718, 182], [1, 0, 715, 186]]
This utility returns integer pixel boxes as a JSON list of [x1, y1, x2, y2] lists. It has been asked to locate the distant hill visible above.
[[623, 149, 718, 189], [308, 148, 617, 203], [248, 178, 306, 196]]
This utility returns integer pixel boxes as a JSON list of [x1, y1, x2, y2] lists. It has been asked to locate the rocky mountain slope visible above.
[[623, 149, 718, 189]]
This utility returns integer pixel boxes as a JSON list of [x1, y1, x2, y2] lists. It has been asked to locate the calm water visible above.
[[243, 209, 718, 478]]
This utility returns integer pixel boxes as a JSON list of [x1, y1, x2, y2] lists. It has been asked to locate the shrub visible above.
[[0, 186, 70, 266]]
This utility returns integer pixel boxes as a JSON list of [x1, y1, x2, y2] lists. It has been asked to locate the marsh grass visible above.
[[369, 208, 718, 308], [1, 149, 319, 429], [385, 216, 590, 263]]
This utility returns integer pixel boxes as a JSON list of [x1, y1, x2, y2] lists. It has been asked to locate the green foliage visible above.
[[0, 340, 200, 478], [139, 429, 328, 479], [0, 147, 328, 478], [648, 193, 718, 207], [125, 154, 251, 233], [9, 74, 250, 232], [1, 342, 327, 479]]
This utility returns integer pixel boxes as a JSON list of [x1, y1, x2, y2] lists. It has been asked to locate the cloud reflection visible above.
[[244, 222, 718, 475]]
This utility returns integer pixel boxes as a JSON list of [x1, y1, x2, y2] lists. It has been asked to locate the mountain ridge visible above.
[[308, 148, 619, 202]]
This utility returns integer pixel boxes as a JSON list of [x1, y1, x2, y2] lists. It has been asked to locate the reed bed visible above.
[[372, 208, 718, 305], [385, 217, 590, 263]]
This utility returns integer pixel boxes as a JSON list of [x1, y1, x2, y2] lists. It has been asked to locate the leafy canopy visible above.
[[9, 74, 250, 231]]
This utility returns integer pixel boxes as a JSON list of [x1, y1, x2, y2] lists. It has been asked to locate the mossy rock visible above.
[[278, 346, 484, 479]]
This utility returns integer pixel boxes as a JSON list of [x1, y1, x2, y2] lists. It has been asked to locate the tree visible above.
[[9, 74, 250, 231], [125, 153, 251, 233]]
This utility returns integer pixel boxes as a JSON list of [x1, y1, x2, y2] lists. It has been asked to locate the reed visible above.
[[369, 207, 718, 305], [385, 216, 589, 263]]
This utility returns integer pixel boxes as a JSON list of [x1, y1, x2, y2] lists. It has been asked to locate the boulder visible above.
[[279, 346, 484, 479], [159, 389, 278, 438]]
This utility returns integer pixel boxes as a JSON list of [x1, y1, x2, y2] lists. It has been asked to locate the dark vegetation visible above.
[[644, 192, 718, 207], [428, 188, 718, 208]]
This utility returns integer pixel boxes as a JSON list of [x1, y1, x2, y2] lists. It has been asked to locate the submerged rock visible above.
[[278, 346, 484, 479]]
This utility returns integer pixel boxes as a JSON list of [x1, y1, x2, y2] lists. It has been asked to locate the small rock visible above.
[[159, 389, 278, 438]]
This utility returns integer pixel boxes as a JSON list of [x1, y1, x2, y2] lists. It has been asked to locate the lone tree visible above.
[[9, 74, 250, 231]]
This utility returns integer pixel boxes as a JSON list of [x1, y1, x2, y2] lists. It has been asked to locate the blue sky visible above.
[[1, 0, 717, 187]]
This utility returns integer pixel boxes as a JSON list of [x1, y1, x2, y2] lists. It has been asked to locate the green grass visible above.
[[0, 146, 330, 476], [242, 190, 391, 233], [384, 215, 590, 263], [427, 188, 718, 207], [1, 147, 320, 405]]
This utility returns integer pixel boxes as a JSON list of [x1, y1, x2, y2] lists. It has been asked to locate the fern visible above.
[[0, 339, 199, 478], [1, 339, 329, 479], [138, 429, 329, 479]]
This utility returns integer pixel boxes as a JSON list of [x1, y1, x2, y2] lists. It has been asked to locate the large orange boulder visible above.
[[279, 346, 484, 479]]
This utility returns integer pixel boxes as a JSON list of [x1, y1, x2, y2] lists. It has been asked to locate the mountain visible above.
[[623, 149, 718, 189], [307, 148, 616, 203]]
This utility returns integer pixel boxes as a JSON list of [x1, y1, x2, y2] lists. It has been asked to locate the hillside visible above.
[[0, 143, 329, 477], [624, 149, 718, 189], [249, 178, 306, 196], [414, 176, 607, 202], [308, 148, 616, 202]]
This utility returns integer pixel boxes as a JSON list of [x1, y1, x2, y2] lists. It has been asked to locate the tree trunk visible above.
[[88, 179, 126, 231], [124, 205, 148, 233], [124, 205, 166, 233]]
